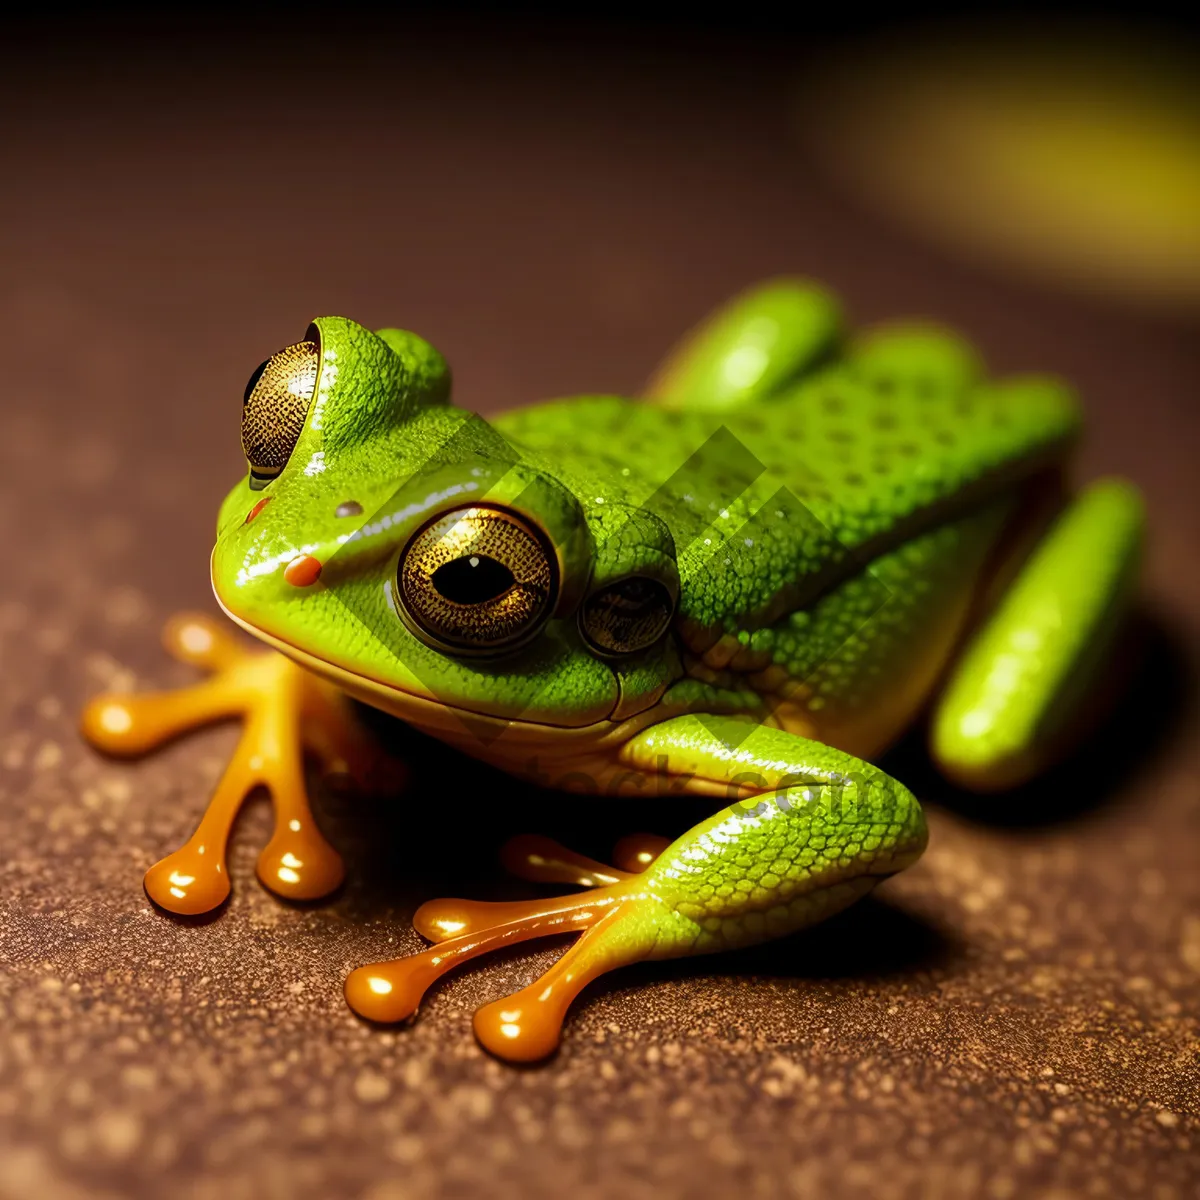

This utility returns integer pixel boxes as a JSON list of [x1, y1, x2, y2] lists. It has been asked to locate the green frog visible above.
[[82, 280, 1143, 1061]]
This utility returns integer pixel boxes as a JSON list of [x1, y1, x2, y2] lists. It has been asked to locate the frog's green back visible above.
[[495, 324, 1080, 635]]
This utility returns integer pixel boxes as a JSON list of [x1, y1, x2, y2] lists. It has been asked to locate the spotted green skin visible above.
[[211, 280, 1143, 961]]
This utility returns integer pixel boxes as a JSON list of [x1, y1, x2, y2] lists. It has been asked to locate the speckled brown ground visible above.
[[1, 23, 1197, 1200]]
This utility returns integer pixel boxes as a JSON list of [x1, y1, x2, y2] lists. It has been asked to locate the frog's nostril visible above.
[[335, 500, 363, 518]]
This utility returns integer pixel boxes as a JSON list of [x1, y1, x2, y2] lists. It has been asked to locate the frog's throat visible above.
[[211, 592, 660, 764]]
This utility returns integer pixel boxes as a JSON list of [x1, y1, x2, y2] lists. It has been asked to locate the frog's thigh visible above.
[[847, 320, 982, 391], [346, 716, 926, 1062], [645, 279, 841, 410], [931, 479, 1145, 791]]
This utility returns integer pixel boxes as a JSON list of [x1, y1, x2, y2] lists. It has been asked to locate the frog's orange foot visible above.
[[81, 612, 402, 916], [345, 832, 671, 1063], [498, 832, 671, 889]]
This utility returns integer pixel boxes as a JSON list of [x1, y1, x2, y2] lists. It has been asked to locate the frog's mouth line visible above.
[[212, 590, 660, 758]]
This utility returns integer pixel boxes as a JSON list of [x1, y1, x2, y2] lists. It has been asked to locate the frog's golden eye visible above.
[[398, 506, 557, 652], [580, 576, 675, 655], [241, 340, 320, 489]]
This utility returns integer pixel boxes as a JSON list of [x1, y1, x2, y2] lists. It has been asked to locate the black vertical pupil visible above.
[[432, 555, 515, 604], [243, 359, 270, 405]]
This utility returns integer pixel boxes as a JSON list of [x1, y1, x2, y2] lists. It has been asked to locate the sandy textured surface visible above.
[[1, 24, 1197, 1200]]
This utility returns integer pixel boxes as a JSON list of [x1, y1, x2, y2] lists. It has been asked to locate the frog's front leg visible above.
[[81, 613, 396, 914], [345, 717, 926, 1062]]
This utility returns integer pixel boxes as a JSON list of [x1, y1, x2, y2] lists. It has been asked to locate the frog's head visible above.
[[212, 318, 681, 752]]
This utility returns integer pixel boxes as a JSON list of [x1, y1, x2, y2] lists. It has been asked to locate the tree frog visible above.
[[82, 280, 1143, 1062]]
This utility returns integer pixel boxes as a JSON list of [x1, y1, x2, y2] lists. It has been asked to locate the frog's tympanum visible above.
[[82, 281, 1143, 1061]]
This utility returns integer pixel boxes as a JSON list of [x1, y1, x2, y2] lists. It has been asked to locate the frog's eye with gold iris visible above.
[[397, 506, 558, 653], [241, 340, 320, 489], [579, 576, 675, 655]]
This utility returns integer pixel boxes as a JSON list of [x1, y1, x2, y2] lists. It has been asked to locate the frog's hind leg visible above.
[[645, 279, 842, 410], [347, 718, 926, 1062], [931, 479, 1145, 791], [81, 613, 396, 914], [496, 832, 672, 890], [406, 834, 671, 946], [344, 886, 627, 1057]]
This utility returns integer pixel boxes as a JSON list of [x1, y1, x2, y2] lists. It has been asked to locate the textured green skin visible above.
[[211, 279, 1143, 960], [614, 717, 928, 960], [932, 478, 1145, 786]]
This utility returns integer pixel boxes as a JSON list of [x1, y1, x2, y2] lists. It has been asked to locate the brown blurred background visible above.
[[1, 8, 1197, 1199]]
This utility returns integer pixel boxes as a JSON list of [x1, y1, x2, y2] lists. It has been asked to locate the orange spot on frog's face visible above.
[[245, 497, 272, 524], [284, 554, 323, 587]]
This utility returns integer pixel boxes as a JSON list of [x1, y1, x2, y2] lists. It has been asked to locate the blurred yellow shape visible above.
[[800, 22, 1200, 314]]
